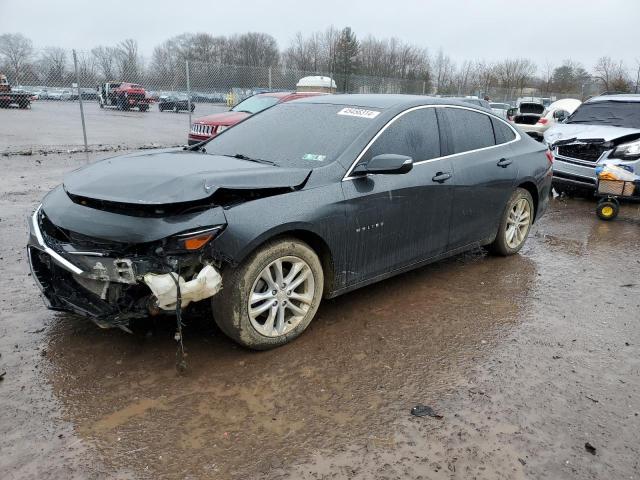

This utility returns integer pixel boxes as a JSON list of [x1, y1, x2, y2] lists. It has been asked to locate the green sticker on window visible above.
[[302, 153, 326, 162]]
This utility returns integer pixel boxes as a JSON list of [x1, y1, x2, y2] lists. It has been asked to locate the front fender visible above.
[[211, 184, 347, 282]]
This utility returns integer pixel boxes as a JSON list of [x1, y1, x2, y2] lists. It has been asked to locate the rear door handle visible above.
[[497, 158, 512, 168], [432, 172, 452, 183]]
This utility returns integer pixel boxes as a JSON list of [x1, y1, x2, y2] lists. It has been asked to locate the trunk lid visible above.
[[519, 102, 545, 115]]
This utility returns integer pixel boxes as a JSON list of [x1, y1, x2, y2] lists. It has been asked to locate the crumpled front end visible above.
[[27, 206, 223, 330]]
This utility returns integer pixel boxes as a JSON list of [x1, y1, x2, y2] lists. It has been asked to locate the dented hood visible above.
[[63, 149, 311, 205], [544, 124, 640, 145]]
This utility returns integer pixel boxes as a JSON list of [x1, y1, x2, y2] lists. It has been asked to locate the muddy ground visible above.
[[0, 151, 639, 480], [0, 101, 227, 153]]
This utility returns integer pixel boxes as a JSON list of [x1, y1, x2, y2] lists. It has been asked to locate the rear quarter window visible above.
[[444, 108, 496, 153], [491, 117, 516, 144]]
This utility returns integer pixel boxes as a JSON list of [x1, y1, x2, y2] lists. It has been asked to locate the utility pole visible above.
[[72, 50, 89, 154]]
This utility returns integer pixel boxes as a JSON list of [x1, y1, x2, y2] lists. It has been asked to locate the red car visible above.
[[188, 91, 325, 145]]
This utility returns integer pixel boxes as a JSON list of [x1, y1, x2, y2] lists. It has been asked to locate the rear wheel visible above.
[[596, 198, 619, 221], [139, 104, 148, 112], [489, 188, 534, 256], [211, 238, 324, 350]]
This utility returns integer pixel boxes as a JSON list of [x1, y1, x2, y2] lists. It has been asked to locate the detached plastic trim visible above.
[[31, 206, 84, 275]]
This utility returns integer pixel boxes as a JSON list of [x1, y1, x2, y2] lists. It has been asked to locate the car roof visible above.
[[586, 94, 640, 103], [294, 93, 489, 111]]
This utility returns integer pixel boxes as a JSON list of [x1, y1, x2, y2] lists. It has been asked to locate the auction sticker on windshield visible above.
[[302, 153, 326, 162], [337, 107, 381, 119]]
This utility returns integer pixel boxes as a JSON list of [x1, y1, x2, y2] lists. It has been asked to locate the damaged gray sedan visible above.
[[28, 94, 551, 349]]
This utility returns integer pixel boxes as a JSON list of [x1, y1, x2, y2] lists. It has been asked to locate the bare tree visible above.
[[593, 56, 629, 92], [40, 47, 68, 86], [92, 46, 118, 81], [227, 33, 279, 67], [0, 33, 34, 84], [433, 49, 455, 94], [115, 39, 142, 82]]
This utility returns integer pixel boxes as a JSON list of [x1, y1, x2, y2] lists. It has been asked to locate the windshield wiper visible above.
[[225, 153, 278, 166], [235, 109, 254, 114]]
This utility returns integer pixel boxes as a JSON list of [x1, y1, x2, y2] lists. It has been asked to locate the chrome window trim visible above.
[[342, 104, 521, 181]]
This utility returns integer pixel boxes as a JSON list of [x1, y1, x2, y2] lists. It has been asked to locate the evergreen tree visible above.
[[335, 27, 359, 92]]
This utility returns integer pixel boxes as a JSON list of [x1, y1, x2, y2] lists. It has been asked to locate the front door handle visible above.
[[432, 172, 452, 183], [497, 158, 512, 168]]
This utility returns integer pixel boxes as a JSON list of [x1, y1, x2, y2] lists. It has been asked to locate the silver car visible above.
[[543, 94, 640, 195]]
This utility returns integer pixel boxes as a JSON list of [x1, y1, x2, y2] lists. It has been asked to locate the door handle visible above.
[[497, 158, 512, 168], [432, 172, 452, 183]]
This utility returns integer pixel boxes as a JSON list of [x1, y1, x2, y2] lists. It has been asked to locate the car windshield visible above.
[[566, 101, 640, 129], [205, 103, 379, 168], [231, 95, 280, 114]]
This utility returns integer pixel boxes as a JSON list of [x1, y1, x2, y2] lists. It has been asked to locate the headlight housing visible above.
[[165, 225, 225, 252], [610, 139, 640, 160]]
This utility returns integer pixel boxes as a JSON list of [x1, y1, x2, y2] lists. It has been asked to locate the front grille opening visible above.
[[558, 144, 608, 163]]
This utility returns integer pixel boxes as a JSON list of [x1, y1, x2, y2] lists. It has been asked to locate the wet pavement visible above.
[[0, 101, 228, 153], [0, 152, 639, 479]]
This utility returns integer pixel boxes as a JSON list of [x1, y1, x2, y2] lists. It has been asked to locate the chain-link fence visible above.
[[1, 47, 596, 153]]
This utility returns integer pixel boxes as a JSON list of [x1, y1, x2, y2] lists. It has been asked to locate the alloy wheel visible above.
[[505, 198, 532, 249], [248, 256, 315, 337]]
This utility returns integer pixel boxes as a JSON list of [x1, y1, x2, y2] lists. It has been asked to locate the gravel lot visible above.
[[0, 101, 228, 153], [0, 151, 639, 480]]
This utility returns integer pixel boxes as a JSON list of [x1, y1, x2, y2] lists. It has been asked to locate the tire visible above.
[[99, 100, 104, 109], [190, 104, 195, 112], [211, 237, 324, 350], [596, 199, 619, 221], [489, 188, 534, 256], [139, 104, 148, 112]]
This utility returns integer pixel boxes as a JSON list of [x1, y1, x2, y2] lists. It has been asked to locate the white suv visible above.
[[544, 94, 640, 195]]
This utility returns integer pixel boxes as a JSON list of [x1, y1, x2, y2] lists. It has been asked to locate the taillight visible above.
[[545, 150, 554, 165], [537, 118, 549, 125]]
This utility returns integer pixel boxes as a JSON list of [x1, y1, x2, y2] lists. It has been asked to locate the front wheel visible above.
[[212, 238, 324, 350], [489, 188, 534, 256]]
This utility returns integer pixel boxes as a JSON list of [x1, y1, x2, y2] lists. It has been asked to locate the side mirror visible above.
[[353, 154, 413, 175], [553, 110, 567, 121], [507, 107, 518, 118]]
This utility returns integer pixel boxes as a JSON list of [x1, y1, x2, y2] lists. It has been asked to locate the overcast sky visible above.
[[1, 0, 638, 72]]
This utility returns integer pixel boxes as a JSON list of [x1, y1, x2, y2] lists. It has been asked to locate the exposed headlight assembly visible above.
[[166, 225, 225, 252], [610, 139, 640, 160]]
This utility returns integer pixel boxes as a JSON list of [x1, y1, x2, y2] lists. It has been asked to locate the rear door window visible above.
[[361, 108, 441, 163], [443, 108, 496, 153], [491, 117, 516, 144]]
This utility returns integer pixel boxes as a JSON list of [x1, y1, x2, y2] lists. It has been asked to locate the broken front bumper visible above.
[[27, 206, 221, 329]]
